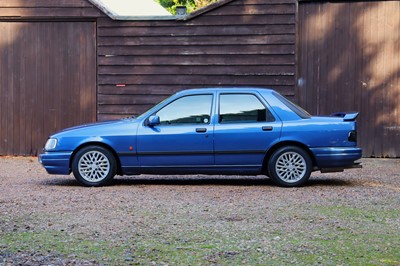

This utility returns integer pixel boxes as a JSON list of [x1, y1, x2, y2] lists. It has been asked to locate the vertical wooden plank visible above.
[[332, 3, 346, 114], [372, 2, 385, 157], [341, 2, 354, 112], [350, 2, 363, 118], [8, 24, 16, 155], [381, 1, 390, 157], [321, 2, 335, 115], [296, 3, 303, 106], [0, 23, 6, 154], [354, 2, 367, 156], [29, 23, 39, 154], [0, 23, 4, 154], [309, 3, 318, 114], [296, 2, 314, 113], [317, 2, 326, 115], [381, 1, 400, 157], [359, 2, 370, 156], [309, 2, 319, 114], [80, 21, 97, 123], [396, 1, 400, 155], [361, 2, 378, 157], [18, 24, 25, 155], [39, 22, 51, 154]]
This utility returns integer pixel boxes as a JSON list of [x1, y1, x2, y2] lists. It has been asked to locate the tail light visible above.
[[348, 130, 357, 142]]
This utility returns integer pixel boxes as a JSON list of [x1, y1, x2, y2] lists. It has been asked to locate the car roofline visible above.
[[175, 87, 275, 95]]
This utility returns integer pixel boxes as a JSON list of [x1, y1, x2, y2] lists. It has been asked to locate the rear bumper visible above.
[[310, 147, 362, 169], [38, 152, 73, 175]]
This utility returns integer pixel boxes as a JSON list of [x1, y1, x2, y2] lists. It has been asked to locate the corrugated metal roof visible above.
[[88, 0, 174, 20]]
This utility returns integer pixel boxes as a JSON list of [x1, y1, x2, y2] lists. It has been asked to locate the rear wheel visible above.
[[268, 146, 312, 187], [72, 146, 116, 187]]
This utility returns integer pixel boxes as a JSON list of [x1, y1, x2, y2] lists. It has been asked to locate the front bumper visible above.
[[38, 151, 73, 175], [310, 147, 362, 169]]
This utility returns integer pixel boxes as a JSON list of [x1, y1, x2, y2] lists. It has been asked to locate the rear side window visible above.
[[219, 94, 275, 123], [273, 92, 311, 119]]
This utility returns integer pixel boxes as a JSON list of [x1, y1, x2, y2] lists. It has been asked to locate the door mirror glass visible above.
[[148, 115, 160, 127]]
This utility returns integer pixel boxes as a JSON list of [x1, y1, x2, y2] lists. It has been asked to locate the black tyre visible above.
[[268, 146, 312, 187], [72, 146, 117, 187]]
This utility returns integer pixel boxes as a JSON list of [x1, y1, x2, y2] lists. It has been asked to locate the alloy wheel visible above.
[[78, 150, 111, 182], [275, 151, 307, 183]]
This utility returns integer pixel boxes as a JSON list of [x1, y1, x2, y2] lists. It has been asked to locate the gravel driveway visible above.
[[0, 157, 399, 265]]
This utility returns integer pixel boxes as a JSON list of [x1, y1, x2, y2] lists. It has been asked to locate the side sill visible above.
[[122, 165, 262, 176]]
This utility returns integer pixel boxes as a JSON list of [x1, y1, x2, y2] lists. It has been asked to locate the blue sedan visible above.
[[39, 88, 362, 187]]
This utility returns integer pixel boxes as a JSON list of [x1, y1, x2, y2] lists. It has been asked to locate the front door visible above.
[[136, 94, 214, 167]]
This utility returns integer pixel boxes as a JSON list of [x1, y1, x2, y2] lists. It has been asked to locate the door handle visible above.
[[262, 126, 273, 131], [196, 128, 207, 133]]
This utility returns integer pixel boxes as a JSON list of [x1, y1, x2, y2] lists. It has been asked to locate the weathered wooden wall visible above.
[[0, 0, 102, 18], [2, 0, 398, 157], [97, 0, 297, 121], [0, 1, 100, 155], [297, 0, 400, 157], [0, 0, 299, 155]]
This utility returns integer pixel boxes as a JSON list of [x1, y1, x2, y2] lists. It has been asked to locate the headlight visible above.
[[45, 138, 58, 151]]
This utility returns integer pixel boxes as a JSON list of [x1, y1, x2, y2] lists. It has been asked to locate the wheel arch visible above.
[[70, 142, 123, 175], [262, 141, 317, 174]]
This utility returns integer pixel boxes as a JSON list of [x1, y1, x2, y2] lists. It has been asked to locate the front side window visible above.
[[219, 94, 275, 123], [156, 94, 213, 125]]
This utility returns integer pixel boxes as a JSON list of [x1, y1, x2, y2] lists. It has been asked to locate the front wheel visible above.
[[72, 146, 117, 187], [268, 146, 312, 187]]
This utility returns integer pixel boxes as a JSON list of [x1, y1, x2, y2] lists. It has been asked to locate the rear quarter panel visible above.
[[280, 118, 357, 148]]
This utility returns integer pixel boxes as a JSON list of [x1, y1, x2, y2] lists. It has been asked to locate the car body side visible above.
[[39, 88, 361, 177]]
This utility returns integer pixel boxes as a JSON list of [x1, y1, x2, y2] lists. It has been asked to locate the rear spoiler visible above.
[[330, 112, 359, 121]]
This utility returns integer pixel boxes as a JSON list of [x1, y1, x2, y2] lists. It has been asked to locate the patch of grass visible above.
[[282, 231, 400, 265], [1, 204, 399, 265], [0, 230, 127, 264], [1, 222, 399, 265], [277, 204, 400, 265], [315, 204, 400, 221]]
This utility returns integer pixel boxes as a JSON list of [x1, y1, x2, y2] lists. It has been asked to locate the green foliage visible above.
[[156, 0, 218, 14]]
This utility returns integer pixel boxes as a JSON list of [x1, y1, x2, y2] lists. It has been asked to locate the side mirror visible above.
[[148, 115, 160, 127]]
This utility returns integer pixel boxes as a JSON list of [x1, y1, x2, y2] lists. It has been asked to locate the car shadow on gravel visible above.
[[307, 178, 353, 187], [40, 177, 273, 187], [114, 177, 273, 187], [40, 176, 354, 188]]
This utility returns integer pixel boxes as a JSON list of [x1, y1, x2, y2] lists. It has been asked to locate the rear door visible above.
[[214, 92, 282, 167]]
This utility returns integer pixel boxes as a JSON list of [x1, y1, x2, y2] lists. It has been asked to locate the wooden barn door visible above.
[[297, 1, 400, 157], [0, 21, 96, 155]]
